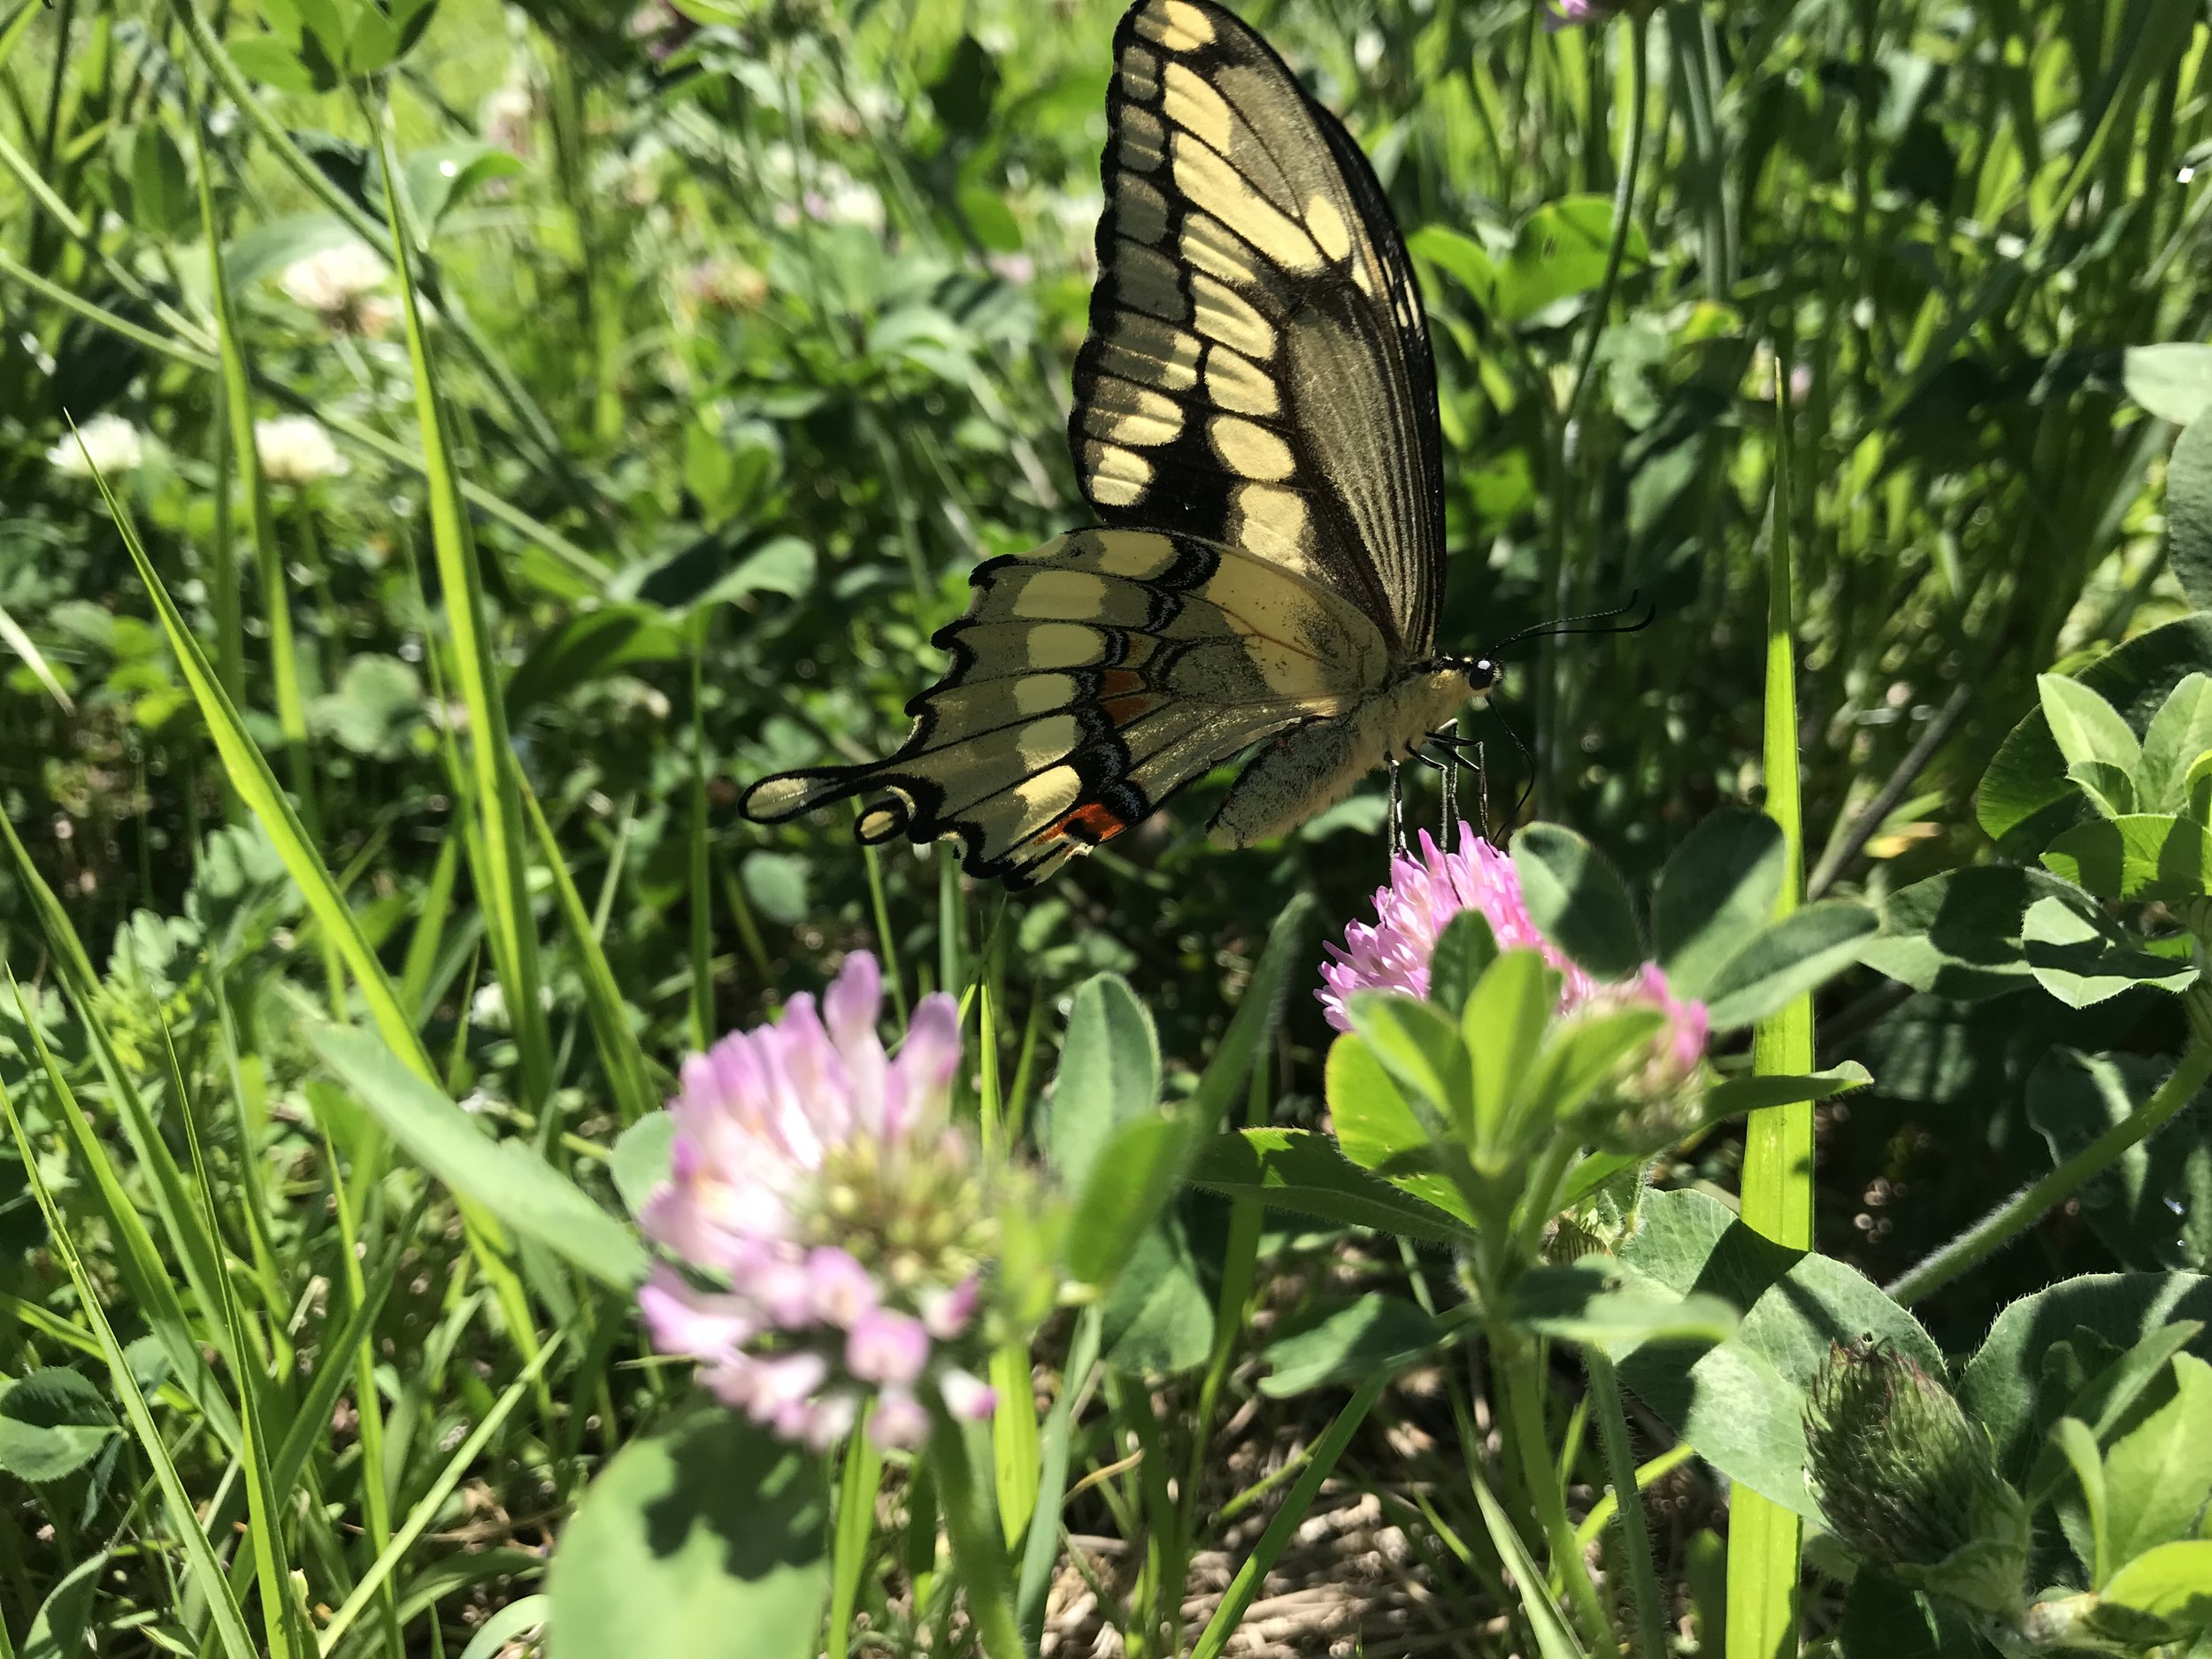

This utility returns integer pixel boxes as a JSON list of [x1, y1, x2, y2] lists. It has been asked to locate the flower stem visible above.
[[930, 1411, 1028, 1659], [1886, 1038, 2212, 1307], [1498, 1333, 1618, 1656], [1585, 1350, 1669, 1659]]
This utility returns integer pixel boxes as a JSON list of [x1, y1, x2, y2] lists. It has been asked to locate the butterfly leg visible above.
[[1387, 760, 1406, 856], [1439, 715, 1461, 848], [1477, 741, 1493, 844], [1418, 726, 1500, 847]]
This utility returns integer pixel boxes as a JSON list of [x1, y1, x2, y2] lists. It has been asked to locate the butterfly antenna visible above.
[[1471, 693, 1537, 833], [1480, 590, 1658, 659]]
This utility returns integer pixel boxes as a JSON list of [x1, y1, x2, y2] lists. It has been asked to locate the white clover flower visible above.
[[812, 173, 886, 234], [45, 413, 145, 478], [279, 242, 392, 330], [481, 80, 535, 153], [255, 416, 349, 487], [471, 980, 509, 1031]]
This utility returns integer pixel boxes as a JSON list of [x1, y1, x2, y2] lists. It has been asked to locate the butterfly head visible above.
[[1445, 655, 1502, 699]]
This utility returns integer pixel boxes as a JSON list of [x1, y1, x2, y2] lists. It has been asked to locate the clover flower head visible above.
[[680, 256, 771, 313], [638, 952, 1000, 1451], [279, 242, 395, 334], [1544, 0, 1624, 27], [1321, 824, 1713, 1150], [46, 413, 145, 478], [255, 416, 349, 487], [1319, 826, 1594, 1031], [481, 80, 536, 155]]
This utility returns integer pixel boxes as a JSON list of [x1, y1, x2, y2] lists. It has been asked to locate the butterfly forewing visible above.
[[741, 0, 1464, 887], [1074, 0, 1447, 653]]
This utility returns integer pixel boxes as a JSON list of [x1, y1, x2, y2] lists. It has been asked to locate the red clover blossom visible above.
[[637, 952, 999, 1451]]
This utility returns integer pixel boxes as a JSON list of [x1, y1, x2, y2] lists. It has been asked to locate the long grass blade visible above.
[[1727, 396, 1812, 1659], [520, 778, 659, 1125], [313, 1333, 564, 1655], [0, 1076, 261, 1659], [371, 105, 554, 1117], [168, 1025, 302, 1659]]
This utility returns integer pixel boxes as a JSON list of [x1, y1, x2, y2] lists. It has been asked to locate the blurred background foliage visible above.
[[2, 0, 2210, 1646]]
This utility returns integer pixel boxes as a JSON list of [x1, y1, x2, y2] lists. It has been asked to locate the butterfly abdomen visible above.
[[1209, 664, 1473, 848]]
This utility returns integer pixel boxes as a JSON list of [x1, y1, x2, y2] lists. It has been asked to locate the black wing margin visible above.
[[1068, 0, 1447, 653]]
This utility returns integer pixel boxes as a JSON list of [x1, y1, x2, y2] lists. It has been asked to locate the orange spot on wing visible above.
[[1045, 801, 1131, 844], [1102, 693, 1156, 725], [1099, 669, 1146, 697]]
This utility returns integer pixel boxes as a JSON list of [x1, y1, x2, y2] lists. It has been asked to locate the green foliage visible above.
[[1615, 1189, 1942, 1525], [7, 0, 2212, 1651], [546, 1409, 830, 1659]]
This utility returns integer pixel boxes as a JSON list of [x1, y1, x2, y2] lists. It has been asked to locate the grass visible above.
[[2, 0, 2210, 1653]]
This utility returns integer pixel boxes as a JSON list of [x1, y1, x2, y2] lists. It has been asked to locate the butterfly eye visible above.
[[1465, 658, 1501, 695]]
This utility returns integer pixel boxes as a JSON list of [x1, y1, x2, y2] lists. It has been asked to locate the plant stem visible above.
[[1729, 403, 1811, 1657], [1016, 1306, 1102, 1645], [1187, 1373, 1388, 1659], [1499, 1333, 1618, 1656], [1586, 1351, 1668, 1659], [828, 1407, 886, 1659], [930, 1412, 1027, 1659], [862, 831, 910, 1027], [1886, 1038, 2212, 1306], [1562, 11, 1652, 434]]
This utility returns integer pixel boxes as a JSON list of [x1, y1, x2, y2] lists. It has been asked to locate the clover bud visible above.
[[1565, 964, 1711, 1156], [1802, 1342, 2029, 1619]]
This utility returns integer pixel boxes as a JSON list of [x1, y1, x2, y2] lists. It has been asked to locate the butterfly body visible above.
[[741, 0, 1486, 888], [1213, 663, 1477, 848]]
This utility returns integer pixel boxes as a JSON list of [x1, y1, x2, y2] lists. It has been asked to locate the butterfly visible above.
[[741, 0, 1495, 888]]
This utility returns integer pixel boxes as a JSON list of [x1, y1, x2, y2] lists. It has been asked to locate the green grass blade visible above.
[[324, 1140, 405, 1655], [312, 1333, 565, 1656], [688, 641, 713, 1050], [370, 108, 554, 1118], [400, 833, 465, 1024], [11, 1004, 236, 1459], [167, 1026, 302, 1659], [90, 431, 550, 1425], [190, 110, 343, 1014], [1728, 398, 1812, 1659], [828, 1410, 887, 1659], [88, 450, 432, 1079], [0, 1076, 261, 1659], [0, 815, 239, 1360], [520, 778, 659, 1125], [1187, 1373, 1392, 1659], [1468, 1462, 1588, 1659], [168, 0, 621, 562], [0, 596, 73, 711], [188, 118, 303, 768], [1016, 1305, 1102, 1642]]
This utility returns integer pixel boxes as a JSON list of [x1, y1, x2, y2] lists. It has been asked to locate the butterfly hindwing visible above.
[[739, 528, 1389, 887], [1073, 0, 1447, 653]]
